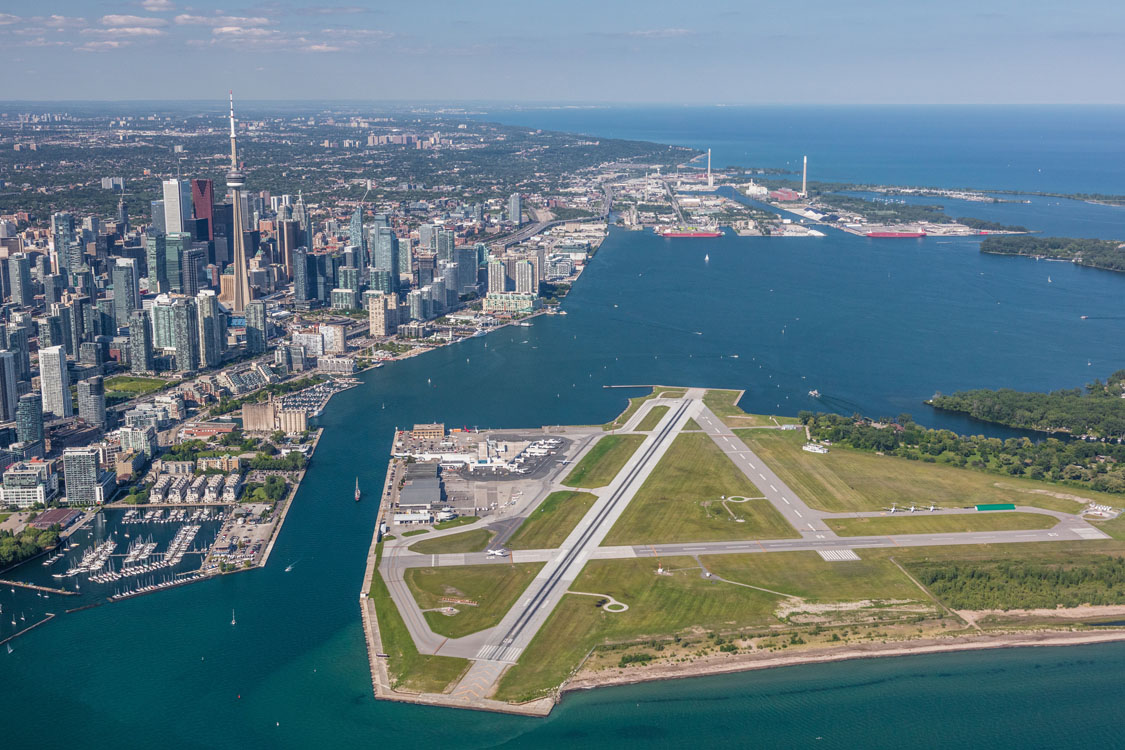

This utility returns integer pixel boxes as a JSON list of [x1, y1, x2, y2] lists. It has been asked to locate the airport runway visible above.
[[376, 389, 1111, 703]]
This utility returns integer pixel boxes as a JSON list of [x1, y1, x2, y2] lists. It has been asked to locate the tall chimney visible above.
[[707, 148, 713, 188], [802, 155, 807, 197]]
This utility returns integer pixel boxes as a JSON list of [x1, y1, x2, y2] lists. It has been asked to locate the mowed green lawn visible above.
[[507, 491, 598, 550], [405, 563, 544, 639], [408, 528, 494, 554], [494, 556, 780, 702], [735, 428, 1117, 514], [603, 432, 797, 545], [370, 560, 469, 693], [701, 550, 923, 601], [702, 389, 800, 427], [825, 512, 1058, 537], [604, 387, 686, 430], [636, 405, 669, 431], [495, 550, 923, 702], [563, 434, 645, 489]]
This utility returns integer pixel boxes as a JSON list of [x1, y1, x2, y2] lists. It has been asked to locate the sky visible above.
[[0, 0, 1122, 104]]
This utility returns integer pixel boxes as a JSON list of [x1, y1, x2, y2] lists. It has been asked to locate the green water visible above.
[[4, 219, 1125, 747]]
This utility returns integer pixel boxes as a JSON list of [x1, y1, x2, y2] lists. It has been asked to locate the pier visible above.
[[0, 579, 77, 596]]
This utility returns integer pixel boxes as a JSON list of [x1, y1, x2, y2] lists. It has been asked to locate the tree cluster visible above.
[[799, 411, 1125, 493]]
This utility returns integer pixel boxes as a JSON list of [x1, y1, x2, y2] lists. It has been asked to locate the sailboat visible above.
[[6, 643, 12, 654], [355, 477, 361, 503], [231, 609, 237, 626]]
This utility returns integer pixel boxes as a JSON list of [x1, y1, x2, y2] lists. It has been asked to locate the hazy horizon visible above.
[[1, 0, 1122, 104]]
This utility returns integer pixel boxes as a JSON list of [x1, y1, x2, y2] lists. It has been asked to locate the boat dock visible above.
[[0, 579, 76, 596]]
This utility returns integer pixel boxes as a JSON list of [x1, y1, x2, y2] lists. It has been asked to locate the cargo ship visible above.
[[658, 227, 724, 238], [865, 231, 926, 238]]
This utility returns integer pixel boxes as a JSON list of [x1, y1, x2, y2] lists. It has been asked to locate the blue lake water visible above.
[[3, 106, 1125, 748]]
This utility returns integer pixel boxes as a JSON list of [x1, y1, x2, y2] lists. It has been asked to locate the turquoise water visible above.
[[4, 108, 1125, 747]]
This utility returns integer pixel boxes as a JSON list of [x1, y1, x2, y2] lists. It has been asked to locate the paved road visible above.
[[693, 404, 836, 539]]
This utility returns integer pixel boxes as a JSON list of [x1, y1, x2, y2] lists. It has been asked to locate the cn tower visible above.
[[227, 91, 252, 314]]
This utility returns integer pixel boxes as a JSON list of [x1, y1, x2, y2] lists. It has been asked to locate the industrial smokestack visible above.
[[707, 148, 713, 188], [802, 155, 807, 197]]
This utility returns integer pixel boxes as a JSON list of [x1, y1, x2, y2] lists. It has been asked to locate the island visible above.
[[980, 235, 1125, 272], [359, 387, 1125, 716], [927, 372, 1125, 442]]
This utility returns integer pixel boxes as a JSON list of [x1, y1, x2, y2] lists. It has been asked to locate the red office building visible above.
[[191, 179, 215, 241]]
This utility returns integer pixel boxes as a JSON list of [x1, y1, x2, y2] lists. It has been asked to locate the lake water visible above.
[[3, 106, 1125, 748]]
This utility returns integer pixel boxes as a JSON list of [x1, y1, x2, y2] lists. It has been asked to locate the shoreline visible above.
[[560, 628, 1125, 700]]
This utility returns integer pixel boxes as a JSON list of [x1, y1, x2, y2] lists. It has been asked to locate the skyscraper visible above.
[[162, 178, 192, 234], [277, 219, 300, 279], [374, 227, 399, 291], [150, 200, 166, 234], [171, 298, 200, 372], [39, 345, 72, 419], [244, 300, 267, 354], [181, 246, 206, 297], [165, 232, 190, 294], [146, 233, 168, 293], [350, 206, 366, 269], [455, 245, 478, 294], [16, 393, 44, 445], [508, 193, 522, 226], [196, 290, 224, 367], [62, 447, 114, 505], [514, 259, 537, 294], [191, 178, 215, 241], [7, 325, 30, 381], [77, 376, 106, 428], [292, 246, 312, 304], [0, 350, 17, 422], [226, 93, 253, 313], [37, 315, 64, 350], [437, 229, 455, 263], [8, 254, 32, 307], [488, 258, 507, 293], [112, 257, 140, 328], [128, 309, 155, 374]]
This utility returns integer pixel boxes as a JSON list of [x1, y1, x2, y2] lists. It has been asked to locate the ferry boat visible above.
[[355, 477, 361, 503]]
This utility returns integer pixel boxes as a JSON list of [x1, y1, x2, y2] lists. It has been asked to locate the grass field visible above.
[[736, 427, 1119, 513], [604, 387, 686, 430], [494, 556, 780, 701], [405, 563, 544, 638], [507, 491, 598, 550], [1095, 514, 1125, 541], [408, 528, 494, 554], [603, 432, 798, 545], [701, 390, 800, 427], [684, 418, 703, 430], [434, 516, 478, 530], [494, 550, 925, 702], [562, 434, 645, 489], [701, 550, 923, 601], [370, 555, 469, 692], [104, 375, 169, 406], [824, 512, 1058, 536], [636, 405, 669, 431], [402, 529, 430, 537]]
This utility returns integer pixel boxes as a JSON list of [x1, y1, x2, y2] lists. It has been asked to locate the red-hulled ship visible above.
[[865, 231, 926, 238]]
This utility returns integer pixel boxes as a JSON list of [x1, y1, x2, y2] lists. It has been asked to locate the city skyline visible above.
[[0, 0, 1122, 104]]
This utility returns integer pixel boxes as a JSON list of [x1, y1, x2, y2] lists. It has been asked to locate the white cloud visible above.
[[0, 13, 20, 25], [141, 0, 176, 10], [77, 40, 130, 52], [303, 43, 341, 52], [83, 26, 166, 37], [212, 25, 278, 38], [296, 5, 367, 15], [101, 14, 167, 27], [174, 14, 272, 27], [40, 15, 87, 29], [626, 28, 694, 38]]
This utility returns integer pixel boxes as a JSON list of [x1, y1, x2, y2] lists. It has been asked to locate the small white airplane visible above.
[[927, 504, 939, 512], [486, 548, 509, 558], [884, 504, 899, 514]]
